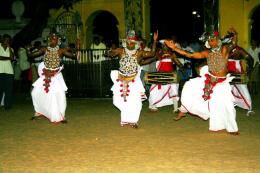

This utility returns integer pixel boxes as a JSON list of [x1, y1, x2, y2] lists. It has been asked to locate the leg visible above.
[[173, 98, 179, 113], [3, 74, 14, 110]]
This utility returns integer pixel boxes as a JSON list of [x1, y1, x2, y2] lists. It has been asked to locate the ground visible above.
[[0, 94, 260, 173]]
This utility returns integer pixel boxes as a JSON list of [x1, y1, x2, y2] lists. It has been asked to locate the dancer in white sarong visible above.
[[227, 45, 255, 116], [28, 32, 78, 123], [148, 40, 184, 112], [165, 27, 240, 135], [107, 30, 158, 128]]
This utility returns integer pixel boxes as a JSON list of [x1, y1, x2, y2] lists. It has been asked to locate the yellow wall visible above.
[[219, 0, 260, 48], [49, 0, 125, 48], [49, 0, 152, 48]]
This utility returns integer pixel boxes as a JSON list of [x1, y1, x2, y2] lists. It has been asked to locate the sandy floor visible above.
[[0, 94, 260, 173]]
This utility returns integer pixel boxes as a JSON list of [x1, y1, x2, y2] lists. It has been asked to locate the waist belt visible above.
[[118, 73, 136, 81]]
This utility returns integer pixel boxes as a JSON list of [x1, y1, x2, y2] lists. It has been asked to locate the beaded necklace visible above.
[[119, 48, 139, 76], [44, 46, 60, 69], [207, 47, 227, 75]]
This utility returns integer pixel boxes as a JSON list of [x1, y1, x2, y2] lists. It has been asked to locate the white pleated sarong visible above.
[[179, 66, 238, 133], [149, 83, 179, 108], [231, 84, 252, 111], [111, 70, 145, 125], [31, 62, 67, 123]]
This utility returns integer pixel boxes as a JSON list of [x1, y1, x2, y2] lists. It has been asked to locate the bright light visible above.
[[192, 11, 197, 15]]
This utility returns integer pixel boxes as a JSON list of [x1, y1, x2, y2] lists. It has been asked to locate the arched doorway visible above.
[[53, 11, 83, 48], [250, 5, 260, 46], [85, 10, 119, 49]]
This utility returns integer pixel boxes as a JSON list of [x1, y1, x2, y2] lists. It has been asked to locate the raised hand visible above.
[[153, 30, 158, 41]]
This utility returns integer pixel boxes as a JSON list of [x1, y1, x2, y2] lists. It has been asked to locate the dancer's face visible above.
[[126, 41, 136, 50], [208, 38, 218, 48], [48, 34, 59, 47]]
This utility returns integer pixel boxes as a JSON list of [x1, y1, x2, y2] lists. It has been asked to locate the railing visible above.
[[62, 49, 119, 98]]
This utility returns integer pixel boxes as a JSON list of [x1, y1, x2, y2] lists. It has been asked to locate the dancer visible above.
[[165, 28, 239, 135], [107, 30, 158, 128], [28, 32, 78, 123], [148, 39, 184, 113]]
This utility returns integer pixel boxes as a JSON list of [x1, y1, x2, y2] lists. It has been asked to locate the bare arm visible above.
[[137, 30, 158, 59], [106, 48, 123, 58], [138, 56, 157, 65], [164, 40, 207, 59], [171, 54, 184, 69], [61, 47, 78, 60], [27, 47, 45, 59]]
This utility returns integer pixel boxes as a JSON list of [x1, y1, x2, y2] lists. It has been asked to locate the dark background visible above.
[[150, 0, 204, 42], [0, 0, 259, 45]]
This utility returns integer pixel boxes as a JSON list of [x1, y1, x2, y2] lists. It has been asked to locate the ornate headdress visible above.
[[199, 31, 219, 42], [199, 31, 221, 49], [121, 30, 140, 49]]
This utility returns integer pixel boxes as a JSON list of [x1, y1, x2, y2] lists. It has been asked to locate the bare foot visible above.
[[246, 111, 255, 116], [149, 108, 159, 112], [174, 112, 186, 121], [228, 131, 240, 135]]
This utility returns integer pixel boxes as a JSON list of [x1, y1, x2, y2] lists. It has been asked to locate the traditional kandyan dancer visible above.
[[107, 30, 158, 128], [223, 28, 255, 116], [165, 28, 239, 135], [28, 32, 78, 123], [148, 39, 184, 113]]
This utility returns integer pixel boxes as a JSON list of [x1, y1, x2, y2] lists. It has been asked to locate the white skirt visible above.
[[179, 66, 238, 133], [111, 70, 145, 124], [149, 83, 179, 108], [31, 62, 67, 123], [231, 84, 252, 111]]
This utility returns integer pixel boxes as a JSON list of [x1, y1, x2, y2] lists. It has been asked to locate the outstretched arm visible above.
[[62, 47, 78, 60], [164, 40, 207, 59], [105, 48, 122, 58], [138, 56, 157, 65], [27, 47, 45, 59]]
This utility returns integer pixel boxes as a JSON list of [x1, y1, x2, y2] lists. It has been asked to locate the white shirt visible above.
[[18, 47, 30, 71], [0, 43, 14, 74], [90, 42, 106, 49]]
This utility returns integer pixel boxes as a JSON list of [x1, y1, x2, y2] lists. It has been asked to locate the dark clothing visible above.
[[0, 73, 14, 109]]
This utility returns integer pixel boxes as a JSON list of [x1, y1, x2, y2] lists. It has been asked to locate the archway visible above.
[[249, 5, 260, 46], [85, 10, 119, 49], [54, 11, 83, 47]]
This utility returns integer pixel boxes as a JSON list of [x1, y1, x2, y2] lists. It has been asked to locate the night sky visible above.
[[150, 0, 204, 42]]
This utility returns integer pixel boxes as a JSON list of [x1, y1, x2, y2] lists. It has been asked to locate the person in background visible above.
[[139, 38, 153, 95], [18, 42, 32, 95], [148, 39, 184, 113], [0, 34, 15, 110], [90, 35, 106, 50], [31, 41, 44, 83], [165, 27, 239, 135], [106, 30, 158, 128], [248, 39, 259, 94]]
